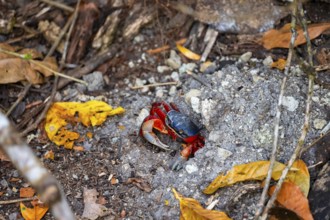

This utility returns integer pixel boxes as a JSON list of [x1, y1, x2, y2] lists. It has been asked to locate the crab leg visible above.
[[141, 119, 171, 151]]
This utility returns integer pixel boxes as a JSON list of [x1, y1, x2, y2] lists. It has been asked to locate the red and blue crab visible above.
[[140, 101, 204, 170]]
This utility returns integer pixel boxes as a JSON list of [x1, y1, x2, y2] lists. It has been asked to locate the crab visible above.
[[140, 101, 204, 170]]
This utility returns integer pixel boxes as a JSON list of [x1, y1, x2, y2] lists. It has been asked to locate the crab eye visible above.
[[179, 130, 184, 134]]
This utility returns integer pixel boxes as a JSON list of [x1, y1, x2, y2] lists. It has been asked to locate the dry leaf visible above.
[[286, 160, 310, 197], [44, 100, 125, 149], [203, 161, 286, 194], [271, 58, 286, 71], [82, 188, 108, 220], [20, 187, 35, 198], [44, 150, 54, 160], [269, 182, 313, 220], [173, 188, 232, 220], [0, 43, 58, 84], [262, 23, 330, 49], [176, 44, 201, 60], [125, 178, 152, 192], [20, 202, 48, 220]]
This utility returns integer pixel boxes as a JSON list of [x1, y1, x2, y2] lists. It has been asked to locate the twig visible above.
[[21, 0, 81, 136], [186, 70, 212, 88], [131, 81, 178, 89], [260, 1, 315, 219], [40, 0, 74, 12], [254, 2, 298, 218], [146, 38, 187, 54], [6, 84, 31, 117], [0, 113, 75, 220], [5, 33, 39, 44], [315, 63, 330, 72], [0, 196, 37, 205]]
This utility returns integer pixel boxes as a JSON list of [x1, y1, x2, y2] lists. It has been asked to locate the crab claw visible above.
[[141, 119, 171, 151]]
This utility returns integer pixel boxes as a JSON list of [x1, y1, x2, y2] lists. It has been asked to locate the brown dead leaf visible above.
[[262, 23, 330, 49], [125, 178, 152, 193], [82, 188, 108, 220], [173, 188, 232, 220], [0, 43, 58, 84], [20, 187, 35, 198], [0, 191, 4, 196], [269, 182, 313, 220]]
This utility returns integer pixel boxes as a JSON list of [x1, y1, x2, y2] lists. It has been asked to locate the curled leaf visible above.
[[203, 161, 286, 194], [176, 44, 201, 60], [173, 188, 231, 220]]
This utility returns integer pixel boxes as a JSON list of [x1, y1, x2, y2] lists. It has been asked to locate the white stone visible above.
[[239, 52, 252, 63], [217, 148, 233, 160], [282, 96, 299, 112], [169, 86, 177, 96], [156, 89, 164, 98], [171, 71, 180, 81], [190, 97, 200, 113], [134, 78, 145, 87], [128, 61, 135, 68], [185, 163, 198, 174], [184, 89, 201, 103], [263, 56, 273, 67], [201, 99, 216, 128], [179, 63, 197, 74], [165, 50, 181, 69], [313, 119, 327, 130]]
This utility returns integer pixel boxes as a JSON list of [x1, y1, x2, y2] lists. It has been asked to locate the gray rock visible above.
[[239, 52, 252, 63], [282, 96, 299, 112], [83, 71, 104, 91]]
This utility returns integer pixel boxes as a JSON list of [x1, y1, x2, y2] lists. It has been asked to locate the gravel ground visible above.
[[1, 40, 329, 220]]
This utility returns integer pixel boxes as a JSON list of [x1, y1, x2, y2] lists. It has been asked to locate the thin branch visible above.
[[40, 0, 74, 12], [0, 196, 37, 205], [254, 1, 298, 218], [260, 1, 315, 218], [21, 0, 81, 136], [131, 81, 178, 89], [0, 113, 75, 219]]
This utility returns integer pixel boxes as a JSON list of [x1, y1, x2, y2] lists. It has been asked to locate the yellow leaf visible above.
[[286, 160, 310, 197], [173, 188, 232, 220], [203, 161, 286, 194], [176, 44, 201, 61], [269, 182, 313, 220], [20, 202, 49, 220], [271, 58, 286, 71], [45, 100, 125, 148]]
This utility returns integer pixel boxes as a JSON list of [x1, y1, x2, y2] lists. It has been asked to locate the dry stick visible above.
[[0, 114, 75, 220], [131, 81, 178, 89], [6, 84, 32, 117], [254, 2, 298, 218], [21, 1, 81, 137], [200, 28, 219, 62], [260, 2, 315, 219], [0, 196, 37, 205], [40, 0, 74, 12]]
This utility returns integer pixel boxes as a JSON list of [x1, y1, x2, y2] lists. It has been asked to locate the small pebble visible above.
[[239, 52, 252, 63], [263, 56, 273, 67], [313, 119, 327, 130]]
